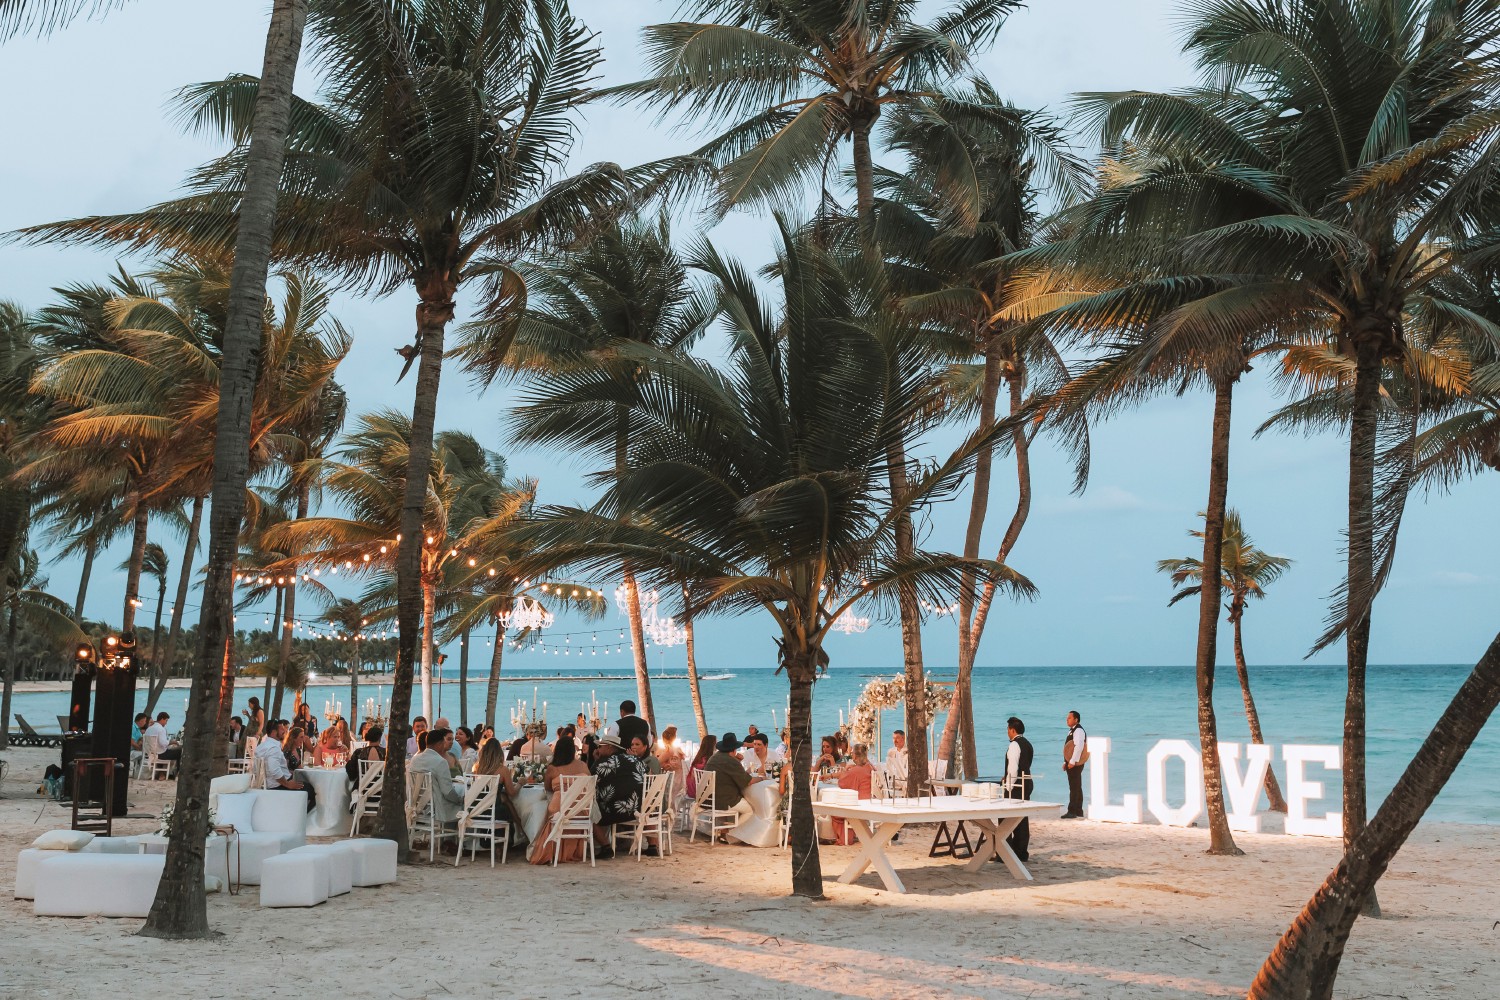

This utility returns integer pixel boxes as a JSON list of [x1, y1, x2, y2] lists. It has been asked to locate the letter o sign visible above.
[[1146, 739, 1205, 828]]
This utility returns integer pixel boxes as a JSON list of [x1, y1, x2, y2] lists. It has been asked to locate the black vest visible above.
[[1012, 735, 1034, 780]]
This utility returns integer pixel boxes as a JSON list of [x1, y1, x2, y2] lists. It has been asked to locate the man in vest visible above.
[[1062, 710, 1087, 818], [1003, 716, 1034, 862]]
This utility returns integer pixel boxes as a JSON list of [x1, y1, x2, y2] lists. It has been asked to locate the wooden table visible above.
[[811, 796, 1063, 893]]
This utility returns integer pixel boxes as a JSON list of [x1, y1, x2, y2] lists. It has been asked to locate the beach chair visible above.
[[688, 769, 741, 846], [455, 775, 510, 867], [537, 774, 596, 867], [14, 716, 63, 749], [613, 772, 673, 859], [57, 715, 72, 733], [349, 759, 384, 836]]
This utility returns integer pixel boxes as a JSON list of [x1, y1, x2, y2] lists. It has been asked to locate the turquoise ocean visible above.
[[11, 662, 1494, 824]]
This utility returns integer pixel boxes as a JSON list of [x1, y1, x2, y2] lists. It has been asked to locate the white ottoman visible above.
[[33, 854, 166, 917], [348, 838, 398, 887], [259, 852, 329, 907], [287, 843, 353, 897]]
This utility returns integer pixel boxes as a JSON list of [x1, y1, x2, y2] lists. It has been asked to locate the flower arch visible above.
[[850, 675, 952, 749]]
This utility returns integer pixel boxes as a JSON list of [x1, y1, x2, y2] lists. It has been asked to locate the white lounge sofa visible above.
[[15, 836, 141, 900], [213, 789, 308, 884], [33, 854, 166, 917]]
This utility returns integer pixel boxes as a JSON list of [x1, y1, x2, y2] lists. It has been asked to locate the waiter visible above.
[[1003, 717, 1034, 862], [1062, 710, 1087, 818]]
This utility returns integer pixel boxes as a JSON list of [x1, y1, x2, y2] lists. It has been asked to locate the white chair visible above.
[[228, 736, 259, 775], [212, 789, 309, 885], [141, 751, 173, 782], [248, 756, 269, 790], [613, 772, 673, 859], [407, 770, 456, 862], [538, 775, 596, 867], [349, 759, 385, 837], [921, 758, 950, 797], [455, 775, 510, 867], [778, 781, 817, 848], [687, 769, 740, 846]]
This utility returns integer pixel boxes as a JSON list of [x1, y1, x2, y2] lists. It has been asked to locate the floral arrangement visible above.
[[524, 721, 548, 739], [850, 675, 953, 748], [765, 760, 784, 782], [157, 802, 215, 836], [513, 759, 547, 783]]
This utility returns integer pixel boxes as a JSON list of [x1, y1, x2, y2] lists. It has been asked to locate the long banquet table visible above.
[[810, 796, 1064, 893]]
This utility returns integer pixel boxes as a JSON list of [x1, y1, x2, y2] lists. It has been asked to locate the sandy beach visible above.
[[0, 746, 1493, 1000]]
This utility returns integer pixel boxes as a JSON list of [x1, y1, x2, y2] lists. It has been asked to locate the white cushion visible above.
[[251, 790, 309, 834], [259, 853, 328, 908], [348, 839, 398, 887], [215, 791, 257, 832], [32, 854, 166, 917], [31, 830, 94, 851], [209, 773, 252, 811], [82, 837, 142, 855], [288, 844, 353, 896]]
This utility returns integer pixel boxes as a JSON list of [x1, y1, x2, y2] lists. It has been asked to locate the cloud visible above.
[[1048, 485, 1150, 514], [1428, 570, 1490, 588]]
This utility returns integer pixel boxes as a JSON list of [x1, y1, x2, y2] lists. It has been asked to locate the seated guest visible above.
[[775, 729, 789, 761], [358, 719, 374, 742], [472, 737, 520, 794], [409, 727, 466, 846], [579, 732, 598, 768], [312, 728, 344, 767], [528, 737, 591, 865], [656, 726, 686, 777], [520, 723, 549, 759], [815, 736, 841, 778], [227, 716, 246, 758], [705, 732, 762, 838], [345, 726, 385, 783], [575, 712, 590, 736], [453, 726, 477, 775], [131, 712, 149, 770], [406, 716, 429, 755], [884, 729, 909, 788], [686, 735, 716, 798], [144, 712, 182, 775], [254, 720, 310, 803], [333, 717, 352, 749], [293, 701, 318, 737], [506, 735, 527, 760], [830, 744, 875, 844], [629, 734, 662, 777], [741, 732, 771, 777], [591, 735, 644, 859], [608, 700, 650, 746], [282, 725, 312, 770]]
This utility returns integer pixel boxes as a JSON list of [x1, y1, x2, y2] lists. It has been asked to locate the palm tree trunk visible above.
[[375, 271, 454, 853], [1249, 630, 1500, 1000], [614, 407, 656, 733], [275, 487, 308, 722], [420, 581, 435, 720], [143, 572, 170, 715], [121, 503, 148, 632], [73, 536, 95, 618], [1232, 603, 1287, 812], [161, 497, 201, 687], [684, 608, 708, 739], [786, 643, 823, 898], [484, 623, 504, 730], [1196, 376, 1240, 855], [142, 0, 307, 940], [349, 635, 360, 730], [1, 602, 18, 751], [269, 587, 287, 720], [458, 626, 470, 728], [1343, 335, 1383, 913]]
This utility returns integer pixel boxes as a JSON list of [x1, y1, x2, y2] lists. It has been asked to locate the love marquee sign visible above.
[[1087, 737, 1342, 837]]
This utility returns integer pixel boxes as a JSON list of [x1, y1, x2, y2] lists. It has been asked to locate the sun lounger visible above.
[[13, 716, 63, 749]]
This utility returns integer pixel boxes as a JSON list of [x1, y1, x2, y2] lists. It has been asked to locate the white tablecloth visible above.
[[513, 783, 549, 843], [726, 780, 783, 847], [298, 767, 351, 837]]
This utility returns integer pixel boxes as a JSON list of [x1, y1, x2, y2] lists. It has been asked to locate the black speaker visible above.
[[92, 634, 139, 815], [68, 643, 95, 733]]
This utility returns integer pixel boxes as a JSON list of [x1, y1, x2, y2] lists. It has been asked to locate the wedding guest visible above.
[[282, 725, 312, 770], [333, 717, 352, 748], [1062, 710, 1087, 819], [472, 738, 520, 796], [130, 712, 149, 771], [746, 724, 760, 739], [815, 736, 840, 778], [629, 733, 662, 776], [227, 716, 246, 758], [704, 733, 760, 839], [656, 726, 686, 776], [294, 702, 319, 738], [506, 735, 527, 760], [1004, 717, 1036, 861], [686, 735, 716, 798], [345, 726, 384, 783], [255, 720, 309, 801], [410, 727, 465, 845], [884, 730, 909, 788], [775, 729, 789, 760], [831, 744, 875, 844], [575, 712, 590, 735], [144, 712, 181, 775], [358, 719, 374, 742], [528, 737, 590, 865], [591, 735, 644, 859], [454, 726, 479, 773], [520, 724, 549, 759], [244, 697, 265, 739], [580, 733, 599, 768], [406, 716, 429, 755], [312, 728, 344, 767], [608, 700, 650, 746], [741, 732, 770, 777]]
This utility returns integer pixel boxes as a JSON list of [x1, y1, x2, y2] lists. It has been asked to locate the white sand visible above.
[[0, 745, 1494, 999]]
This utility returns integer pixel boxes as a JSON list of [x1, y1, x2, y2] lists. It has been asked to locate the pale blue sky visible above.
[[0, 0, 1494, 672]]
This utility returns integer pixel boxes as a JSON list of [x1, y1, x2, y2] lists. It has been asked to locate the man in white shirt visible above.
[[143, 712, 181, 776], [254, 720, 307, 794], [405, 716, 429, 756], [884, 730, 908, 788], [1062, 710, 1087, 818], [741, 733, 770, 776], [409, 727, 466, 832], [1003, 717, 1035, 862]]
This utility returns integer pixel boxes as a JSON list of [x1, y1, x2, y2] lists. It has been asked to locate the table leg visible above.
[[838, 820, 906, 893], [966, 817, 1032, 880]]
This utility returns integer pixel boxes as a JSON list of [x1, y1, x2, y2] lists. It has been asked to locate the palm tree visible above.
[[459, 217, 714, 736], [1159, 509, 1292, 812], [24, 0, 629, 854], [322, 597, 364, 726], [127, 542, 170, 711], [618, 2, 1040, 789], [1041, 0, 1500, 869], [1, 547, 86, 748], [508, 220, 1032, 896], [868, 83, 1087, 776]]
